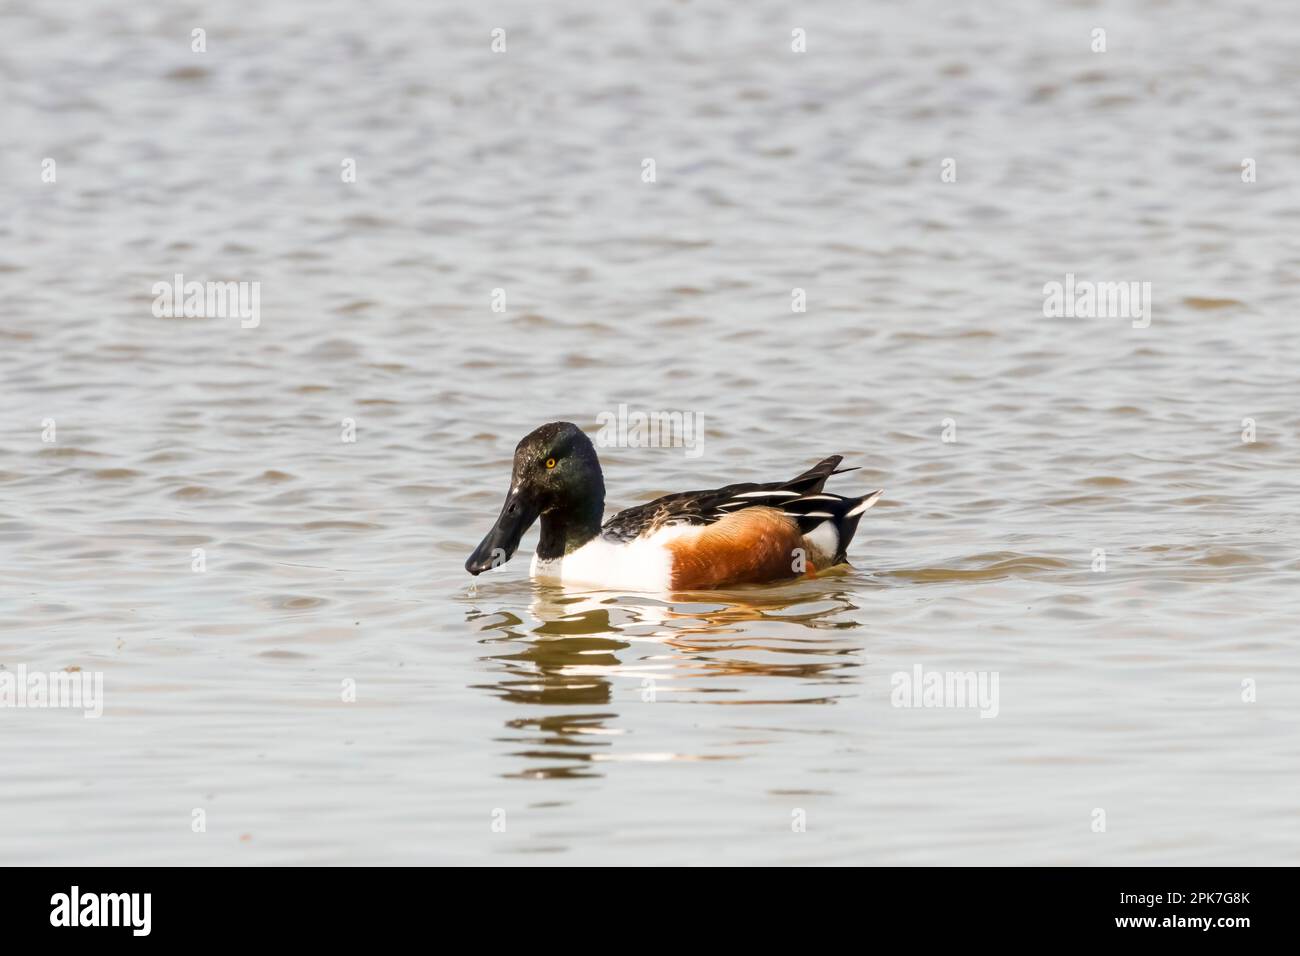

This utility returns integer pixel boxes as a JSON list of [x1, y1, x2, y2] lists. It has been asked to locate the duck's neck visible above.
[[537, 491, 604, 561]]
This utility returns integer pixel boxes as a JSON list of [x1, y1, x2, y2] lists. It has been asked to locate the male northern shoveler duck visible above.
[[465, 422, 883, 591]]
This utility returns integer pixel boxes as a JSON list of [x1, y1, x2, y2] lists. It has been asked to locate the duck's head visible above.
[[465, 422, 606, 575]]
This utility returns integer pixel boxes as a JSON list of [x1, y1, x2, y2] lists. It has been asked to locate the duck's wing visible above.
[[601, 455, 861, 542]]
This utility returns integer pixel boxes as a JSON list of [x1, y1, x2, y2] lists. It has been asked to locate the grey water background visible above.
[[1, 0, 1298, 864]]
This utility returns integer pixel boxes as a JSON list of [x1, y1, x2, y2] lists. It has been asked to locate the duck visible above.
[[465, 422, 883, 591]]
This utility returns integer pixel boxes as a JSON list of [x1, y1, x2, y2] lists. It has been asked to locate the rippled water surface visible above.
[[2, 0, 1299, 865]]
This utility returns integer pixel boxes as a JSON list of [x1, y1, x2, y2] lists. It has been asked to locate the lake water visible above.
[[2, 0, 1298, 865]]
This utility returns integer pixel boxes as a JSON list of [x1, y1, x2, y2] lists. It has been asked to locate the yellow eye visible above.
[[545, 458, 557, 469]]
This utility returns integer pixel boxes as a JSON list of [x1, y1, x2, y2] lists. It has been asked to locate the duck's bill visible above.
[[465, 489, 539, 575]]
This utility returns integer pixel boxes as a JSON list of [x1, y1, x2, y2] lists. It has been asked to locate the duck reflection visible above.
[[462, 575, 873, 779]]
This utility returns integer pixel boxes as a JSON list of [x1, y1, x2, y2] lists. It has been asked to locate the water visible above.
[[2, 0, 1298, 865]]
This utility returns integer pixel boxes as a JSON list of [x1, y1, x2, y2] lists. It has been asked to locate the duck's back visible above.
[[532, 456, 882, 590]]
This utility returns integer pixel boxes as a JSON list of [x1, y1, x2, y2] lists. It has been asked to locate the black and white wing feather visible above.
[[601, 455, 879, 562]]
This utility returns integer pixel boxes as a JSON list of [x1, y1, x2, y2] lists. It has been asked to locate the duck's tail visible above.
[[782, 487, 884, 566], [784, 455, 861, 495]]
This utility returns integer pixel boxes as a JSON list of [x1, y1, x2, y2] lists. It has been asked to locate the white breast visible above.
[[530, 528, 688, 591]]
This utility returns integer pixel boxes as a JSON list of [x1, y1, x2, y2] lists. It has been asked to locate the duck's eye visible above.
[[545, 458, 557, 469]]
